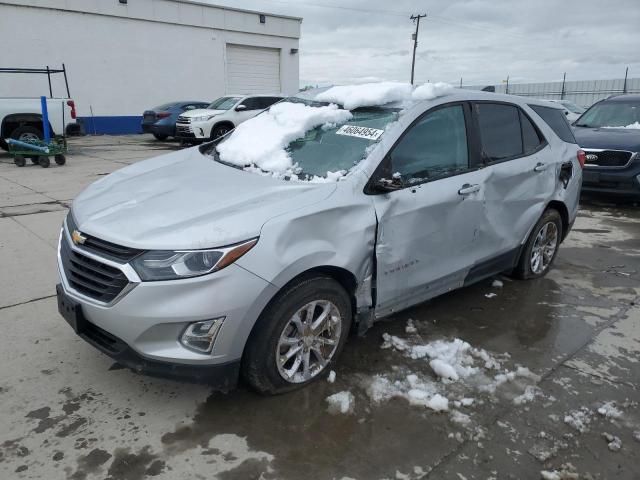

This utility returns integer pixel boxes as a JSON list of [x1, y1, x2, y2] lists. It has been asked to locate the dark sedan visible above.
[[573, 94, 640, 199], [141, 101, 209, 140]]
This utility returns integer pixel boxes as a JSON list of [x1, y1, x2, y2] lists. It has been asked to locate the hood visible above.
[[180, 108, 225, 118], [72, 148, 336, 250], [572, 126, 640, 152]]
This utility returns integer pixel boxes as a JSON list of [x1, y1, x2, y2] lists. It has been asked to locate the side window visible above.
[[529, 105, 577, 144], [183, 104, 198, 111], [520, 111, 544, 154], [389, 105, 469, 183], [262, 97, 282, 108], [239, 97, 262, 110], [475, 103, 522, 162]]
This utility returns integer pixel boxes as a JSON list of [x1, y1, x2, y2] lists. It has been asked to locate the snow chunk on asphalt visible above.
[[540, 466, 579, 480], [326, 391, 354, 414], [602, 432, 622, 451], [217, 101, 352, 174], [513, 385, 542, 405], [430, 358, 460, 381], [492, 279, 504, 288], [405, 319, 418, 334], [597, 401, 622, 419], [412, 82, 454, 100], [365, 373, 448, 412], [633, 431, 640, 442], [564, 408, 592, 433], [315, 82, 412, 109], [485, 293, 497, 298], [327, 370, 336, 383]]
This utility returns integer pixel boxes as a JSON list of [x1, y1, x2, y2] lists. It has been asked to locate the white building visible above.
[[0, 0, 301, 133]]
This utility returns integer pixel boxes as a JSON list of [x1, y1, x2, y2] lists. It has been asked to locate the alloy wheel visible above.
[[530, 221, 558, 274], [275, 300, 342, 383]]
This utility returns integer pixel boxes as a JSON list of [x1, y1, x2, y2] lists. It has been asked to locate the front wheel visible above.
[[514, 209, 563, 279], [210, 124, 231, 140], [153, 133, 168, 141], [242, 276, 352, 394]]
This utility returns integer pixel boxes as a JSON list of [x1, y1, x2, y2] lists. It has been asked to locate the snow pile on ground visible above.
[[315, 81, 454, 109], [513, 385, 543, 405], [563, 407, 593, 433], [326, 390, 354, 414], [366, 373, 448, 411], [603, 122, 640, 129], [315, 82, 412, 109], [602, 432, 622, 451], [412, 82, 455, 100], [217, 101, 352, 175], [540, 464, 579, 480], [598, 401, 623, 419]]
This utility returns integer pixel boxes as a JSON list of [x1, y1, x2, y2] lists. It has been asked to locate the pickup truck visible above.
[[0, 97, 76, 150]]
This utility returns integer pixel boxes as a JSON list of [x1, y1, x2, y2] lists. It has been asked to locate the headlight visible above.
[[131, 238, 257, 281], [193, 114, 217, 122]]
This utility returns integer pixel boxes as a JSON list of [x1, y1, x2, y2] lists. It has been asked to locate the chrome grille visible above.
[[176, 116, 191, 124], [584, 150, 633, 168], [66, 215, 143, 262], [60, 236, 129, 303]]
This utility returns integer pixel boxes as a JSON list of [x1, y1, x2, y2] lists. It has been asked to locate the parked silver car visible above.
[[56, 88, 583, 393]]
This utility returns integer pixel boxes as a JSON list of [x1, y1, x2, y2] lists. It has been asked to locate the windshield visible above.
[[153, 102, 177, 111], [576, 101, 640, 127], [559, 101, 585, 114], [287, 107, 399, 179], [210, 98, 400, 181], [208, 97, 241, 110]]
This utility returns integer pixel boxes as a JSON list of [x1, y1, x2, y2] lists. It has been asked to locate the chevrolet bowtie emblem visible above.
[[71, 230, 87, 245]]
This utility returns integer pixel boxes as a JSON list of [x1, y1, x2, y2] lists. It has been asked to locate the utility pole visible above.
[[410, 13, 427, 85]]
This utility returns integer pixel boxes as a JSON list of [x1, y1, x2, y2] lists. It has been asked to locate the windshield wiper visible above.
[[574, 123, 593, 127], [209, 147, 244, 170]]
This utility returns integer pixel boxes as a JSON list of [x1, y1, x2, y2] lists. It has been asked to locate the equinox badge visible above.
[[71, 230, 87, 245]]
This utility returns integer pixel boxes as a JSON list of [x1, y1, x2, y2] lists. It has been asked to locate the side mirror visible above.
[[235, 105, 247, 112], [373, 175, 404, 192]]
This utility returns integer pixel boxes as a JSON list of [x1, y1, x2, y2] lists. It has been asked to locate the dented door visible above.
[[373, 171, 487, 316], [370, 103, 486, 316]]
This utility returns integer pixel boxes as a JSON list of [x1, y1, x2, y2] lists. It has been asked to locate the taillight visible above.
[[66, 100, 76, 119], [156, 112, 171, 119], [577, 149, 586, 168]]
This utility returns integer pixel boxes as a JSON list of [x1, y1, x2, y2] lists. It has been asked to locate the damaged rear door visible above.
[[369, 102, 487, 317]]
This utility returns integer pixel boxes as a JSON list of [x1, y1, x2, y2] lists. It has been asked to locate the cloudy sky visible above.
[[208, 0, 640, 88]]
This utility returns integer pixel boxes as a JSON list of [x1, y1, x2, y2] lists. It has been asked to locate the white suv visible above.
[[175, 94, 283, 143]]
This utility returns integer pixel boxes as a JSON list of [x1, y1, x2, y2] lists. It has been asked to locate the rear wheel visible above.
[[14, 155, 26, 167], [153, 133, 168, 141], [242, 276, 352, 394], [514, 209, 562, 279], [54, 154, 66, 165], [39, 157, 50, 168], [10, 125, 43, 143]]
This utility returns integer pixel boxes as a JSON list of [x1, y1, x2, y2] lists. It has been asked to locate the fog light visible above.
[[181, 317, 225, 353]]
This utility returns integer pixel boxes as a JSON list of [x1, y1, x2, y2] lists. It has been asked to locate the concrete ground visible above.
[[0, 135, 639, 480]]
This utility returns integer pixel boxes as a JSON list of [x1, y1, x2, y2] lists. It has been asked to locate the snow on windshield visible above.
[[315, 81, 454, 109], [602, 121, 640, 129], [216, 101, 352, 176]]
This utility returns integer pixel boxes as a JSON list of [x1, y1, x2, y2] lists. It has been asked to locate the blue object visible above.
[[78, 116, 144, 135], [7, 138, 50, 153], [40, 95, 51, 143]]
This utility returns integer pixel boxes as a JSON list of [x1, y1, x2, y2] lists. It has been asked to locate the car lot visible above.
[[0, 135, 639, 479]]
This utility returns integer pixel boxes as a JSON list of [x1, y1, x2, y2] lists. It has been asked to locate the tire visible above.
[[54, 154, 66, 165], [39, 157, 50, 168], [514, 209, 563, 280], [29, 156, 40, 165], [14, 155, 26, 167], [210, 124, 231, 141], [10, 125, 43, 143], [153, 133, 168, 141], [242, 276, 352, 395]]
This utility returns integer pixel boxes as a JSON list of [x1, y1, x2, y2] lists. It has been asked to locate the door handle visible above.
[[458, 183, 480, 195], [534, 162, 548, 172]]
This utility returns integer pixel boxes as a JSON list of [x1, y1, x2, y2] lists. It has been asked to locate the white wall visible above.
[[0, 1, 300, 117]]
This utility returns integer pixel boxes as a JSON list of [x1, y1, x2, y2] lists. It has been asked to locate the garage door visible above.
[[225, 44, 281, 94]]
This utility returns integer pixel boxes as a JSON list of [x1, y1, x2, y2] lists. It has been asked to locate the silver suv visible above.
[[56, 88, 582, 394]]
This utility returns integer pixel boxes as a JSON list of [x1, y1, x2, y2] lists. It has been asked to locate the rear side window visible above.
[[475, 103, 522, 161], [239, 97, 263, 110], [520, 111, 544, 154], [529, 105, 577, 144]]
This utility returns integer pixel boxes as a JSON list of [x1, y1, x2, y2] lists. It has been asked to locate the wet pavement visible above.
[[0, 136, 639, 479]]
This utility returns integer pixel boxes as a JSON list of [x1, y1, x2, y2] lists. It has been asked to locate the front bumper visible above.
[[175, 120, 209, 140], [56, 222, 278, 374], [581, 165, 640, 199], [141, 123, 175, 136]]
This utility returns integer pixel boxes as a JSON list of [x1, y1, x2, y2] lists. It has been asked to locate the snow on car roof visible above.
[[314, 81, 455, 109]]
